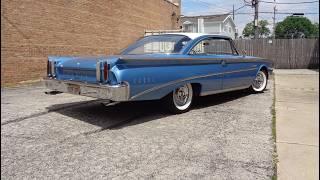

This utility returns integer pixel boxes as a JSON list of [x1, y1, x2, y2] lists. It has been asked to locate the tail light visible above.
[[103, 63, 108, 81], [47, 60, 55, 77], [47, 60, 51, 76], [96, 61, 108, 82]]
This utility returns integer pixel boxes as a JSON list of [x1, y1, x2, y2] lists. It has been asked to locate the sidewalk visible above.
[[274, 69, 319, 180]]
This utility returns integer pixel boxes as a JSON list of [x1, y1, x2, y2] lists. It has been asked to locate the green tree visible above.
[[312, 22, 319, 38], [242, 20, 271, 38], [275, 16, 317, 38]]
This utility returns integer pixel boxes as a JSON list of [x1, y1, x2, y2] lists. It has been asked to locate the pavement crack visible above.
[[1, 99, 104, 126], [276, 100, 316, 104], [1, 134, 37, 140], [1, 111, 50, 126], [277, 141, 319, 147]]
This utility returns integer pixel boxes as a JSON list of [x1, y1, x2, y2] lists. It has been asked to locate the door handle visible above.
[[221, 60, 227, 67]]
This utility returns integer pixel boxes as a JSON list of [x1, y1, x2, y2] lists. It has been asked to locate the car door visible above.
[[188, 37, 224, 95], [220, 39, 257, 90], [188, 37, 256, 93]]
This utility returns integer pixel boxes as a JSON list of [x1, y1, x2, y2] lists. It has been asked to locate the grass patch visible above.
[[271, 74, 278, 180]]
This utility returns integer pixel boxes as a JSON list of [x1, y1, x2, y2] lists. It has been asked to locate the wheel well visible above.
[[191, 83, 202, 96], [161, 83, 202, 100], [260, 66, 268, 79]]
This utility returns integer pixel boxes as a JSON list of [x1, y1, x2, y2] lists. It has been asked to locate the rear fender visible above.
[[112, 60, 223, 101]]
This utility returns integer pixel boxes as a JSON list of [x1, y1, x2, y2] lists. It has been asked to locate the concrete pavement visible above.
[[1, 80, 274, 179], [274, 69, 319, 180]]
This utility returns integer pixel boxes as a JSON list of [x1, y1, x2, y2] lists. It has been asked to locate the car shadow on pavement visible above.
[[47, 89, 253, 130], [193, 89, 255, 109]]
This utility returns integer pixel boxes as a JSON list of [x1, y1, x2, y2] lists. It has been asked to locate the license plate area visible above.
[[67, 84, 80, 95]]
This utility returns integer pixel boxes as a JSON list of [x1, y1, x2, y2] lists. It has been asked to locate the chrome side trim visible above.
[[200, 85, 250, 96], [223, 67, 256, 75], [96, 61, 101, 82], [44, 79, 130, 101], [130, 67, 257, 100], [118, 57, 267, 64]]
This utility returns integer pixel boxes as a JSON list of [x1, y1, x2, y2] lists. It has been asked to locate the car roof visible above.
[[162, 33, 231, 40]]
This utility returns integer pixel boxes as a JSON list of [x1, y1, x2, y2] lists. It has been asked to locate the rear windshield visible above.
[[121, 35, 191, 55]]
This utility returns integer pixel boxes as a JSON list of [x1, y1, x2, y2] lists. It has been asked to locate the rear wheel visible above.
[[163, 83, 193, 114], [251, 70, 268, 92]]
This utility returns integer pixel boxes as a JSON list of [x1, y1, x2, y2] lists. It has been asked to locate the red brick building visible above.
[[1, 0, 181, 85]]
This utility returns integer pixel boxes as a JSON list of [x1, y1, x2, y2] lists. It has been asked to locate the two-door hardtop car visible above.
[[45, 33, 273, 113]]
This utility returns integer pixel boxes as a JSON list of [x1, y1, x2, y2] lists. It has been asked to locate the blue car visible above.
[[45, 33, 273, 113]]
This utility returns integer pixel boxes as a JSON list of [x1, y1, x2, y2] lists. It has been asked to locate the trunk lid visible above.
[[49, 56, 120, 83]]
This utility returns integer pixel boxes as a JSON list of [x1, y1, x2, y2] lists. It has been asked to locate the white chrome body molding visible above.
[[130, 67, 257, 100]]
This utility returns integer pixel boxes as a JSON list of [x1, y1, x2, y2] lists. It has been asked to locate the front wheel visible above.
[[163, 83, 193, 114], [251, 70, 268, 92]]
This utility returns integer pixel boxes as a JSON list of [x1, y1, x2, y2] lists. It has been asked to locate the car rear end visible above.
[[44, 56, 129, 101]]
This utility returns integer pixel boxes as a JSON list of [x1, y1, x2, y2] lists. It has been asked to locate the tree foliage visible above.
[[313, 22, 319, 38], [275, 16, 318, 38], [242, 20, 271, 38]]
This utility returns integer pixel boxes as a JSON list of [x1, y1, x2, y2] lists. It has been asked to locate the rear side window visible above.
[[121, 35, 191, 55], [190, 38, 235, 55]]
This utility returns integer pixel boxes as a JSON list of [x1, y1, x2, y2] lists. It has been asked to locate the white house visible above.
[[181, 14, 237, 39]]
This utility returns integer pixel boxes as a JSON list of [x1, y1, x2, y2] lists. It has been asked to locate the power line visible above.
[[243, 0, 252, 6], [232, 4, 251, 20], [192, 0, 251, 18], [235, 12, 319, 14], [196, 0, 232, 12], [259, 0, 319, 4], [196, 0, 251, 14], [234, 4, 249, 12]]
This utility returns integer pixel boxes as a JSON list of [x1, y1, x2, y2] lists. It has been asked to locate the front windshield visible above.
[[121, 35, 191, 55]]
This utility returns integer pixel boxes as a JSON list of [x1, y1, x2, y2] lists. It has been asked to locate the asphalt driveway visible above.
[[1, 80, 274, 179]]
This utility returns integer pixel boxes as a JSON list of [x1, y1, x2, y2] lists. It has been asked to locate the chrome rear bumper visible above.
[[44, 78, 129, 101]]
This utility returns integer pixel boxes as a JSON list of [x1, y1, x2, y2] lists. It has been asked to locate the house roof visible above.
[[181, 14, 235, 27], [181, 14, 230, 23]]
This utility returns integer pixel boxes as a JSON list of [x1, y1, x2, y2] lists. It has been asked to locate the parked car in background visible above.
[[45, 33, 273, 113]]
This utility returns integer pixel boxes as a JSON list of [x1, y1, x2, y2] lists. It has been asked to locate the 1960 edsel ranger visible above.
[[45, 33, 273, 113]]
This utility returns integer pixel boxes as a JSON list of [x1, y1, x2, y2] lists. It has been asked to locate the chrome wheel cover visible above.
[[173, 84, 193, 110], [252, 71, 267, 91]]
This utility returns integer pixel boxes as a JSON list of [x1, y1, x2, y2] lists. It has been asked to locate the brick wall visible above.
[[1, 0, 180, 85]]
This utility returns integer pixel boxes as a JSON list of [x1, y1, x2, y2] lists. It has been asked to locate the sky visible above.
[[181, 0, 319, 36]]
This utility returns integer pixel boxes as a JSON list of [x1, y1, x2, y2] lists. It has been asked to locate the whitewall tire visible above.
[[251, 70, 268, 92], [163, 83, 193, 114]]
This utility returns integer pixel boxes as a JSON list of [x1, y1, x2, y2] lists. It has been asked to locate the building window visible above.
[[229, 27, 232, 33], [183, 24, 193, 32], [183, 21, 194, 32]]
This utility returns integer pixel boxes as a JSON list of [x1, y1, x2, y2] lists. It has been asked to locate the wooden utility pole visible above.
[[253, 0, 259, 39], [233, 4, 235, 20], [272, 0, 276, 39]]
